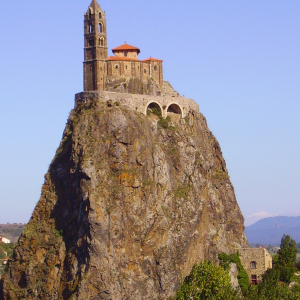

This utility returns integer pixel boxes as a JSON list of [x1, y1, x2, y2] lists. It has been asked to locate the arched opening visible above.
[[89, 25, 93, 33], [147, 102, 162, 118], [99, 38, 104, 46], [98, 23, 102, 33], [167, 103, 182, 122]]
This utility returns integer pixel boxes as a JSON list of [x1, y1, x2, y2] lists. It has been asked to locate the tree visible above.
[[176, 261, 239, 300], [276, 235, 297, 283]]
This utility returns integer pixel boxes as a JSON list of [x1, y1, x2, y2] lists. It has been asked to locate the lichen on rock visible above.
[[0, 97, 248, 300]]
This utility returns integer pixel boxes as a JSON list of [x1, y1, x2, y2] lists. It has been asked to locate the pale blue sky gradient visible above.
[[0, 0, 299, 226]]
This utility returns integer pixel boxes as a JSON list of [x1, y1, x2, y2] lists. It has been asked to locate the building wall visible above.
[[75, 90, 199, 119], [106, 61, 163, 86], [238, 248, 272, 283]]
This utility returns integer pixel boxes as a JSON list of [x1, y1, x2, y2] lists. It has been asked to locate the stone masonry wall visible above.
[[75, 90, 200, 118], [238, 248, 272, 283]]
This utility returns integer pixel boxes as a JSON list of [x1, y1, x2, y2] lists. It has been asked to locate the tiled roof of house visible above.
[[112, 44, 141, 54], [143, 57, 163, 62]]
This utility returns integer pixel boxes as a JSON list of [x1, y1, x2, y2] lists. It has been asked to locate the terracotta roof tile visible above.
[[112, 44, 140, 54], [143, 57, 163, 62]]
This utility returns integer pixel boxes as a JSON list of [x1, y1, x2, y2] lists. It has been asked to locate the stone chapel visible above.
[[84, 0, 163, 92]]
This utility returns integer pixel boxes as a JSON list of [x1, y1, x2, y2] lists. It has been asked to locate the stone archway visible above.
[[146, 102, 162, 118], [167, 103, 182, 122]]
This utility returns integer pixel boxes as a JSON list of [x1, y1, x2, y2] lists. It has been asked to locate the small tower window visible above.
[[99, 38, 104, 46], [98, 23, 102, 33], [115, 65, 119, 69], [144, 69, 147, 74], [89, 39, 94, 47], [99, 12, 102, 18], [154, 66, 157, 71], [250, 261, 257, 269], [89, 25, 93, 33], [89, 10, 92, 19], [124, 51, 128, 57]]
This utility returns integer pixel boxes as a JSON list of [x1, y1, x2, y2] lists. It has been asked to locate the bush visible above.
[[176, 261, 239, 300], [158, 116, 170, 129], [218, 252, 249, 295]]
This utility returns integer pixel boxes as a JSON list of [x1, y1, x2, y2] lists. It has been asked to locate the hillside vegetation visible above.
[[0, 224, 25, 243]]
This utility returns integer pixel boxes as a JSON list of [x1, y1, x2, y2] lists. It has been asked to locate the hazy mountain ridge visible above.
[[245, 216, 300, 245]]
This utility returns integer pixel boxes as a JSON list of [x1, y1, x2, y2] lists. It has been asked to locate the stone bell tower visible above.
[[84, 0, 108, 91]]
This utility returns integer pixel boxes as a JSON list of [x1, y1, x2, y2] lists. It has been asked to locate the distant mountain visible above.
[[245, 216, 300, 245]]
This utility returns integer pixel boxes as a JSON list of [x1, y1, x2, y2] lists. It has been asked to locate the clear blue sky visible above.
[[0, 0, 299, 226]]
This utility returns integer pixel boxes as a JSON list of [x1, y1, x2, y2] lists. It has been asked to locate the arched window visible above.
[[115, 64, 119, 69], [98, 23, 102, 33], [250, 261, 257, 269], [99, 38, 104, 46], [89, 25, 93, 33], [99, 12, 102, 18]]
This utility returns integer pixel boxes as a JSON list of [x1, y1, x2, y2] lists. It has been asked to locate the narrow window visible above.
[[98, 23, 102, 33], [89, 25, 93, 33], [115, 65, 118, 69], [154, 66, 157, 71], [250, 261, 257, 269], [144, 69, 147, 74], [99, 12, 102, 18], [124, 51, 128, 57], [89, 10, 92, 19], [89, 39, 94, 47], [125, 65, 128, 70]]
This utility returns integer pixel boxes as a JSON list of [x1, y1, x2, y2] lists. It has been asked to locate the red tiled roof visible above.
[[143, 57, 163, 62], [112, 44, 140, 54], [107, 56, 139, 61]]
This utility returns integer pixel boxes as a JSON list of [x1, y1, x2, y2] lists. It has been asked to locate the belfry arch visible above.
[[146, 102, 162, 117]]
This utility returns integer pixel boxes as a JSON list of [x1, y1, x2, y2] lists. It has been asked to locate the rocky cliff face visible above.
[[1, 97, 248, 299]]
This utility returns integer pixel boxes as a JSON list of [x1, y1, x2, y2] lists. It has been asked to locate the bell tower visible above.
[[84, 0, 108, 91]]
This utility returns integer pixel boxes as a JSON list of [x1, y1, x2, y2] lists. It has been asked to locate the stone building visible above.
[[79, 0, 200, 120], [238, 248, 272, 284], [83, 0, 163, 92]]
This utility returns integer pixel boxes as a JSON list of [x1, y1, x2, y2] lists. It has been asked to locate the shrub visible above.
[[218, 252, 249, 295], [176, 261, 239, 300]]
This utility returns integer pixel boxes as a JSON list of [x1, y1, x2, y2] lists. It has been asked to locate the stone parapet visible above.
[[75, 91, 199, 118]]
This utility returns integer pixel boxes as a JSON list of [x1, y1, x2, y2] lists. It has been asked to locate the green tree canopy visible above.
[[276, 235, 297, 283], [176, 261, 239, 300]]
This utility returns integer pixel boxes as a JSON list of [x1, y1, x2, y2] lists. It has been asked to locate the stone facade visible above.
[[84, 0, 163, 92], [238, 248, 272, 284]]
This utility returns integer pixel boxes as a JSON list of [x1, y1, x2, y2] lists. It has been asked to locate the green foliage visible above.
[[295, 261, 300, 271], [276, 235, 297, 283], [218, 252, 249, 295], [158, 116, 170, 128], [175, 185, 190, 200], [244, 268, 300, 300], [176, 261, 239, 300], [0, 247, 6, 259]]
